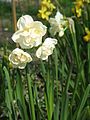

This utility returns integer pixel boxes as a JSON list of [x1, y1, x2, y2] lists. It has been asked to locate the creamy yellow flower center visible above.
[[34, 29, 41, 34], [14, 53, 27, 63], [25, 37, 31, 43]]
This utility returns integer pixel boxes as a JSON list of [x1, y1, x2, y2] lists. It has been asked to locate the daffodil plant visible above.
[[2, 1, 90, 120], [49, 11, 68, 37], [9, 15, 57, 69]]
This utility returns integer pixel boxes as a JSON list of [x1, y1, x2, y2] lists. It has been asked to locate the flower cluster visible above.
[[38, 0, 56, 20], [36, 38, 57, 60], [9, 48, 32, 69], [9, 15, 57, 69], [73, 0, 90, 17], [74, 0, 84, 17], [49, 11, 68, 37], [12, 15, 47, 49]]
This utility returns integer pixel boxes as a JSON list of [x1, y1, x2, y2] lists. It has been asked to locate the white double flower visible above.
[[9, 15, 58, 69], [49, 11, 68, 37], [12, 15, 47, 49], [36, 38, 57, 60], [9, 48, 32, 69]]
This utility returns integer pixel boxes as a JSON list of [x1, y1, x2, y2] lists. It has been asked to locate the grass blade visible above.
[[60, 67, 72, 120], [27, 73, 36, 120], [76, 84, 90, 120], [16, 69, 29, 120], [3, 66, 13, 102]]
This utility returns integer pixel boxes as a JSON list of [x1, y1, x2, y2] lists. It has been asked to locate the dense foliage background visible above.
[[0, 0, 90, 120]]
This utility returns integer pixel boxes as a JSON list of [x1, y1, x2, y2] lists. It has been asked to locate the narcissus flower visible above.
[[36, 38, 57, 60], [41, 0, 55, 10], [38, 0, 55, 20], [12, 15, 47, 49], [83, 28, 90, 42], [9, 48, 32, 69], [75, 7, 82, 17], [49, 11, 68, 37], [73, 0, 84, 17], [73, 0, 90, 18], [38, 6, 52, 20]]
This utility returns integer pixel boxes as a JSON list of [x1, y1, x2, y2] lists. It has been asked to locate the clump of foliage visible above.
[[0, 0, 90, 120]]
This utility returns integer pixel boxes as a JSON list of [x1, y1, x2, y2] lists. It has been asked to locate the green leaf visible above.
[[27, 73, 36, 120], [5, 89, 12, 120], [54, 99, 60, 120], [3, 66, 13, 102], [76, 84, 90, 120], [16, 69, 29, 120], [60, 67, 72, 120]]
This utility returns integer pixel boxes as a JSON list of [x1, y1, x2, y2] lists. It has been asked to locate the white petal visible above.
[[36, 47, 42, 58], [12, 30, 23, 42], [43, 38, 57, 46], [17, 15, 33, 30], [41, 55, 49, 60], [13, 48, 24, 53], [59, 30, 64, 37], [49, 18, 57, 26], [23, 52, 32, 62], [55, 11, 63, 24], [19, 35, 42, 49], [18, 63, 26, 69], [29, 21, 47, 37], [33, 37, 42, 47]]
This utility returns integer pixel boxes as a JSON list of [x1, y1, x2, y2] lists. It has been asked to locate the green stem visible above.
[[16, 69, 29, 120], [3, 66, 17, 120], [71, 32, 79, 67], [54, 48, 58, 98], [45, 60, 54, 120], [27, 73, 36, 120], [87, 43, 90, 83], [5, 90, 12, 120]]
